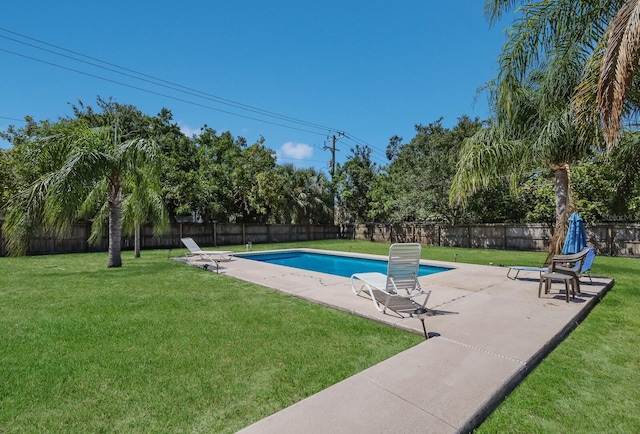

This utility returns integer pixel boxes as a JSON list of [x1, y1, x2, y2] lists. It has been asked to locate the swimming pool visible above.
[[238, 250, 451, 278]]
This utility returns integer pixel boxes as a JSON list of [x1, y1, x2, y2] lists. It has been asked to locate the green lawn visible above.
[[0, 246, 422, 433], [1, 240, 639, 432]]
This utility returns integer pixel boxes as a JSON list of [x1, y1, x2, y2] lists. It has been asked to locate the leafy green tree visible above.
[[365, 117, 523, 225], [335, 145, 377, 223], [157, 122, 199, 221], [463, 182, 530, 223], [367, 170, 397, 223], [3, 106, 165, 267], [1, 117, 66, 191], [0, 148, 18, 212], [608, 131, 640, 217], [571, 156, 618, 223], [383, 117, 484, 224], [519, 174, 556, 223], [255, 165, 291, 223], [191, 131, 277, 223], [232, 138, 277, 222], [570, 132, 640, 222]]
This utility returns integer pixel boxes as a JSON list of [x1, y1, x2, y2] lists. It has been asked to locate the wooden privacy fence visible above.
[[0, 222, 340, 256], [348, 223, 640, 257], [1, 221, 639, 257]]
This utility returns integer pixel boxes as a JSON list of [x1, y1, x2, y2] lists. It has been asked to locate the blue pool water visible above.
[[239, 251, 451, 278]]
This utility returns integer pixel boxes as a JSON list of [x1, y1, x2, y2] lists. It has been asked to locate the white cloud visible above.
[[280, 142, 313, 160], [179, 123, 201, 138]]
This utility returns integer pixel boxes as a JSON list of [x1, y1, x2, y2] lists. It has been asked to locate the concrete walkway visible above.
[[185, 249, 613, 433]]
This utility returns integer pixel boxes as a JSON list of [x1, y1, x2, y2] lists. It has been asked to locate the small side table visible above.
[[538, 271, 579, 303]]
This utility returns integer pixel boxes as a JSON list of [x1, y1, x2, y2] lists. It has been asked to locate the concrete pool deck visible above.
[[182, 249, 614, 433]]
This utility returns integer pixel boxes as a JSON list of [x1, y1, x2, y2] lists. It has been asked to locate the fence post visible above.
[[607, 225, 613, 256], [503, 224, 507, 250], [85, 221, 91, 252], [242, 224, 246, 245]]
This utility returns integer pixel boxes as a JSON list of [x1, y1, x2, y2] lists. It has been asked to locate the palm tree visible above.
[[85, 164, 168, 259], [288, 168, 333, 224], [451, 55, 594, 258], [485, 0, 640, 149], [122, 168, 169, 258], [257, 164, 332, 224], [450, 1, 621, 257], [3, 120, 165, 267]]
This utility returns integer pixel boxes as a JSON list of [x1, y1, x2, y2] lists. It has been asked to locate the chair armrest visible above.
[[550, 263, 580, 277], [550, 248, 589, 272], [551, 248, 590, 263], [550, 254, 588, 277]]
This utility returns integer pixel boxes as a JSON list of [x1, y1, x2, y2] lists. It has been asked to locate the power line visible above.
[[0, 47, 330, 137], [0, 27, 339, 134], [0, 116, 26, 122], [0, 27, 395, 164], [340, 134, 390, 166]]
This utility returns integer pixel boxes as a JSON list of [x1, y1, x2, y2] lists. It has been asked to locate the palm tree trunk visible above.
[[552, 163, 570, 223], [108, 188, 123, 268], [134, 223, 141, 258], [545, 163, 572, 264]]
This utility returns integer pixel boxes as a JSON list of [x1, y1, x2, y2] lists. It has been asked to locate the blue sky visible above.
[[1, 1, 510, 173]]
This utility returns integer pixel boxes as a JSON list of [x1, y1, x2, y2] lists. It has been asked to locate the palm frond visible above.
[[494, 1, 618, 121], [79, 179, 108, 219], [450, 126, 530, 206], [598, 0, 640, 148], [484, 0, 521, 26], [574, 37, 607, 147], [87, 201, 110, 245], [2, 172, 57, 255]]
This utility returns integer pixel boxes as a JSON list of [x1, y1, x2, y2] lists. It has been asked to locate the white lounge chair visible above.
[[180, 237, 234, 266], [350, 243, 431, 316]]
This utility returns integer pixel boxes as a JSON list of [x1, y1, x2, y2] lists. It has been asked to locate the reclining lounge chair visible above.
[[350, 243, 431, 316], [507, 247, 596, 282], [507, 265, 548, 280], [180, 237, 234, 271]]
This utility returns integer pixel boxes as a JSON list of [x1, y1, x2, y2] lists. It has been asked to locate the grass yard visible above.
[[0, 247, 422, 433], [1, 239, 639, 432]]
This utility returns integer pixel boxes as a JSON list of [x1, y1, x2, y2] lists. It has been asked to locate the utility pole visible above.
[[323, 131, 344, 180], [324, 132, 344, 225]]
